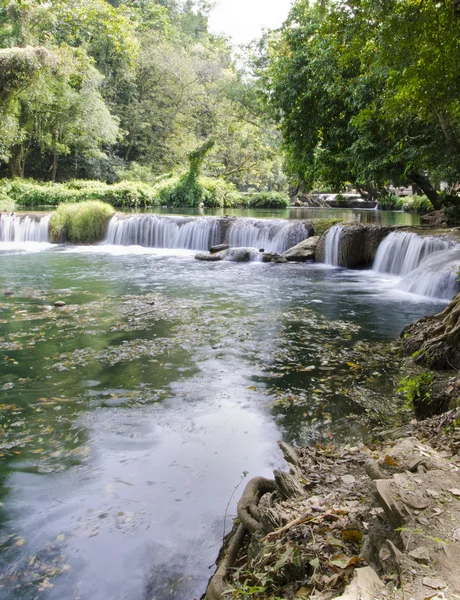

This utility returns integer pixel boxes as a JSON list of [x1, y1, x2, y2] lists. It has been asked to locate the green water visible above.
[[0, 244, 443, 599]]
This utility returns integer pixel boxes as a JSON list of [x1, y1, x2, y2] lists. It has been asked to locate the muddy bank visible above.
[[204, 411, 460, 600]]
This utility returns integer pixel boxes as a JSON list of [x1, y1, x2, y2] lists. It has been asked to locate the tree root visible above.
[[237, 476, 276, 534], [401, 293, 460, 370], [204, 476, 275, 600]]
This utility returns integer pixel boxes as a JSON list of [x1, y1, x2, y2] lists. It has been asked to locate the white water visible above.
[[226, 218, 308, 253], [0, 213, 51, 243], [373, 231, 450, 275], [104, 215, 308, 253], [323, 225, 343, 266], [396, 246, 460, 300]]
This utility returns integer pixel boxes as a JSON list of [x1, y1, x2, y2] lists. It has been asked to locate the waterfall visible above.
[[323, 225, 343, 266], [373, 231, 450, 275], [104, 215, 308, 253], [0, 213, 51, 242], [105, 215, 221, 250], [396, 247, 460, 300], [226, 219, 307, 253]]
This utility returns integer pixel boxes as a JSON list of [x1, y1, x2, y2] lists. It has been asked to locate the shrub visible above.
[[6, 179, 162, 208], [49, 201, 115, 244], [245, 191, 290, 209], [0, 180, 15, 211], [402, 195, 434, 214], [378, 193, 403, 210], [201, 177, 241, 207]]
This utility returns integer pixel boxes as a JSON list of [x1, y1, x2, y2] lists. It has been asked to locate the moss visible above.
[[310, 218, 343, 236], [49, 200, 115, 244]]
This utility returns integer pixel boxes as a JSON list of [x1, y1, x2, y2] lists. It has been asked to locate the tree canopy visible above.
[[262, 0, 460, 204], [0, 0, 284, 190]]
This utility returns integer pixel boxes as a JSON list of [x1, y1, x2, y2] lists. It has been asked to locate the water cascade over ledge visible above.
[[0, 213, 51, 243], [323, 225, 344, 266], [373, 231, 451, 275], [104, 214, 309, 253]]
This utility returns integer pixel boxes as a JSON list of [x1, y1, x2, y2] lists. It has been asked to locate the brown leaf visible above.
[[383, 455, 399, 466]]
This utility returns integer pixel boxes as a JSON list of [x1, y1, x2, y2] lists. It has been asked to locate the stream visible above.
[[0, 225, 446, 599]]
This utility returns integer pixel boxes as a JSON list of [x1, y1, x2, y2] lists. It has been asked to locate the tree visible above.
[[263, 0, 460, 204]]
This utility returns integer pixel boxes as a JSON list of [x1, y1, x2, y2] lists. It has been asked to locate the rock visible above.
[[341, 474, 356, 486], [283, 236, 320, 262], [373, 479, 407, 528], [195, 251, 226, 261], [261, 252, 288, 263], [408, 546, 431, 564], [224, 248, 258, 262], [315, 224, 394, 268], [4, 290, 14, 296], [422, 577, 447, 590], [333, 567, 386, 600], [54, 300, 66, 307], [209, 244, 229, 254], [453, 527, 460, 541]]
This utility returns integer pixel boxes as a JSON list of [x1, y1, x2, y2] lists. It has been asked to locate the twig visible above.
[[260, 513, 316, 542], [223, 471, 248, 542]]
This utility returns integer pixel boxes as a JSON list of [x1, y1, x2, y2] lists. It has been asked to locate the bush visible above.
[[378, 193, 403, 210], [7, 179, 161, 208], [201, 177, 241, 207], [49, 201, 115, 244], [245, 191, 290, 209], [0, 180, 15, 211], [402, 195, 434, 214]]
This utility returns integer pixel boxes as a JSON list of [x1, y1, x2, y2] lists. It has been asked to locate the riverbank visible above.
[[205, 410, 460, 600]]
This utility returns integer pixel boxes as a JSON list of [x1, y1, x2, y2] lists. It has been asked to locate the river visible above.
[[0, 221, 445, 600]]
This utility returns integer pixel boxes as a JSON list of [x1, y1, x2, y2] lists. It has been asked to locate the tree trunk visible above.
[[436, 110, 460, 155], [406, 170, 440, 209], [401, 293, 460, 369], [8, 145, 25, 178], [51, 153, 59, 182]]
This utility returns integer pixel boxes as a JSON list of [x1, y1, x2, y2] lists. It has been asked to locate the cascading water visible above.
[[323, 225, 343, 266], [0, 213, 51, 242], [396, 246, 460, 300], [226, 219, 308, 253], [104, 215, 222, 251], [373, 231, 450, 275], [104, 215, 308, 253]]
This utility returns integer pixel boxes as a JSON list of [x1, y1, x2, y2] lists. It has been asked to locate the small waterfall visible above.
[[227, 219, 307, 253], [105, 215, 222, 251], [104, 215, 308, 253], [323, 225, 343, 266], [397, 247, 460, 300], [373, 231, 450, 275], [0, 213, 51, 242]]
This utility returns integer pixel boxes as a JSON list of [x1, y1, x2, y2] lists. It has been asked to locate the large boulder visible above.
[[315, 224, 394, 268], [283, 236, 320, 261], [209, 243, 230, 253]]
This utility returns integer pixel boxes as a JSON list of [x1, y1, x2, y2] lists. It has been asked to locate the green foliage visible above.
[[378, 193, 403, 211], [49, 200, 115, 244], [245, 191, 290, 209], [401, 195, 434, 214], [0, 180, 15, 211], [397, 372, 435, 409], [263, 0, 460, 206], [7, 179, 161, 207]]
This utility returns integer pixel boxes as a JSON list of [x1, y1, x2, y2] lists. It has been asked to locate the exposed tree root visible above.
[[237, 476, 276, 534], [401, 293, 460, 370], [204, 476, 276, 600]]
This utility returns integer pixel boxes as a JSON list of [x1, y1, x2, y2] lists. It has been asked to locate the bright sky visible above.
[[208, 0, 294, 46]]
